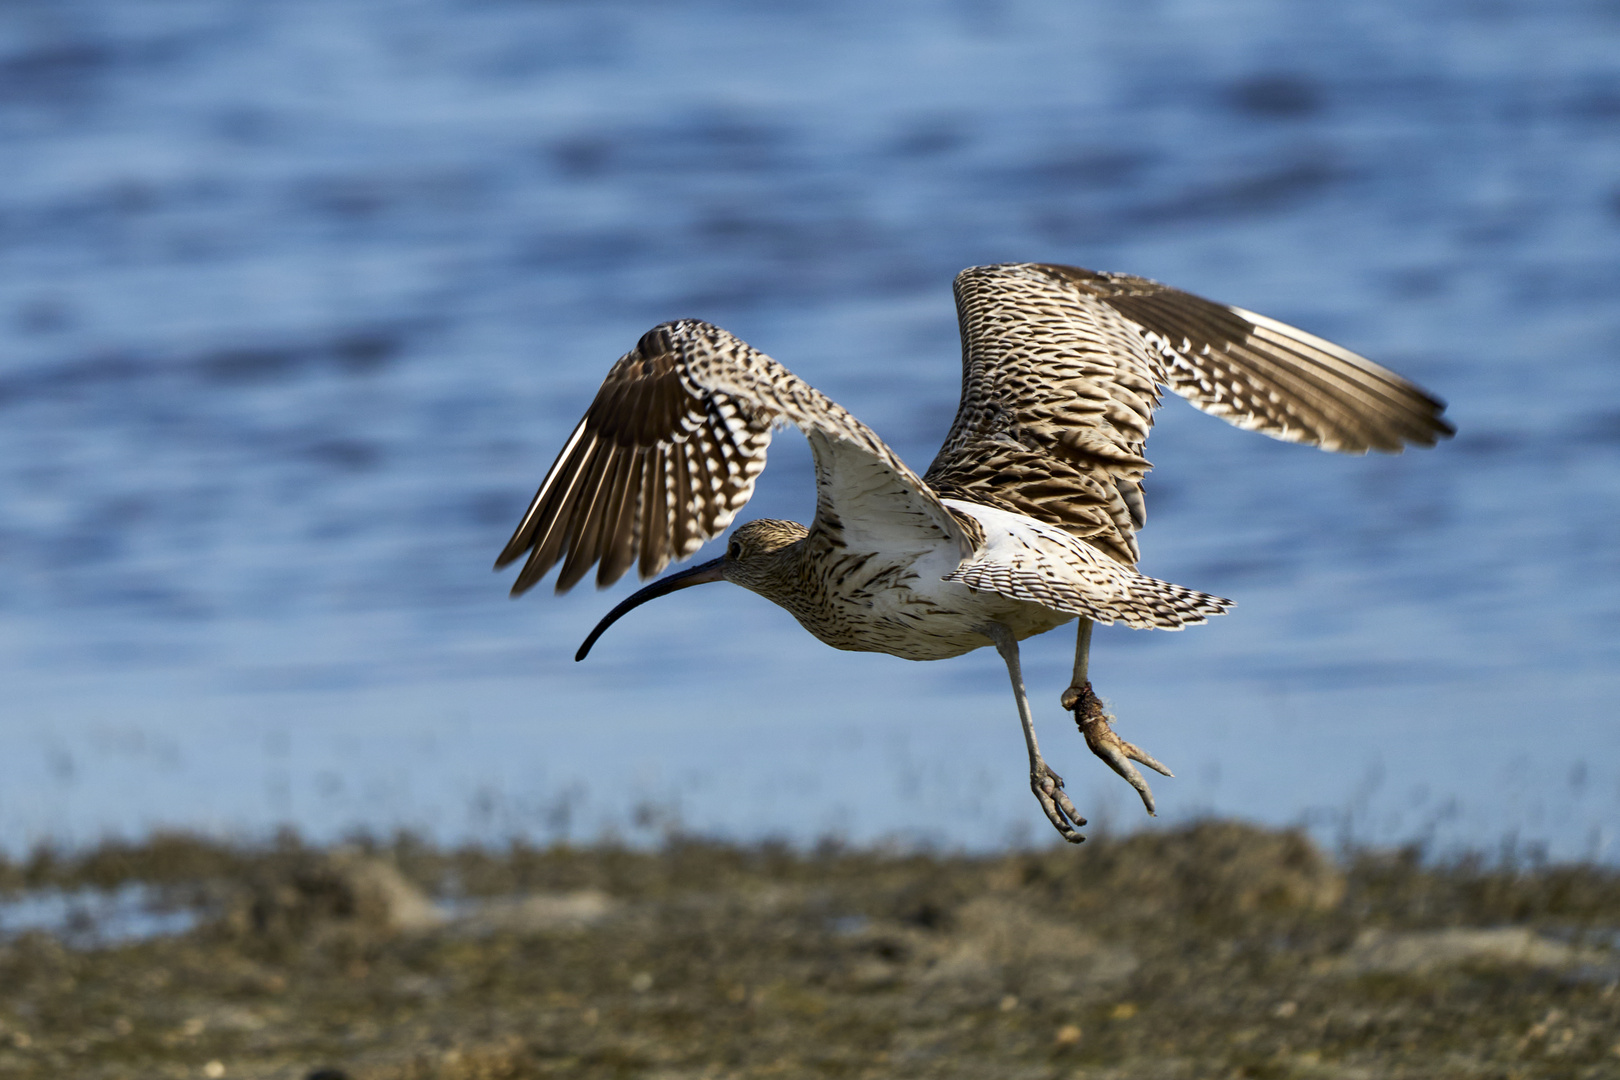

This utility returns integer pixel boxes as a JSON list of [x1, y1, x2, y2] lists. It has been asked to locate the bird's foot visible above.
[[1030, 759, 1088, 844], [1063, 682, 1174, 817]]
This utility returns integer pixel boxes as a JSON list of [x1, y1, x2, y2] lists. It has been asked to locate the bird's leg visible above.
[[984, 622, 1087, 844], [1060, 618, 1174, 817]]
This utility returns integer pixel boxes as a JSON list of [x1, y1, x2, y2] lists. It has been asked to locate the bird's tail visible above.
[[947, 556, 1231, 629], [940, 498, 1231, 630]]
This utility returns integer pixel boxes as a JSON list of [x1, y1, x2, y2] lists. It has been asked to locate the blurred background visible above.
[[2, 0, 1617, 859]]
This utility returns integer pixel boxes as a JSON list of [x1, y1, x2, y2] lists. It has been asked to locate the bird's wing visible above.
[[1048, 265, 1454, 452], [498, 319, 970, 594], [924, 264, 1171, 565], [924, 263, 1454, 564]]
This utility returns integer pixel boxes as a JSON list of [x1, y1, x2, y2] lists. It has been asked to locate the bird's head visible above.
[[718, 518, 808, 589], [574, 518, 808, 661]]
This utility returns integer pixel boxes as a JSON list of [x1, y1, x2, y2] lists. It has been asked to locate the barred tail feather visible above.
[[945, 560, 1231, 629], [939, 498, 1232, 630]]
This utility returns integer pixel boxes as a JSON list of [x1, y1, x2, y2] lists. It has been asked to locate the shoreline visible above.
[[2, 821, 1618, 1077]]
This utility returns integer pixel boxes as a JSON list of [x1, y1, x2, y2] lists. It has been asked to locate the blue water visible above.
[[0, 883, 201, 945], [3, 0, 1619, 858]]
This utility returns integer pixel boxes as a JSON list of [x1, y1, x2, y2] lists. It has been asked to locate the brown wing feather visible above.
[[924, 263, 1453, 565], [497, 324, 775, 594], [499, 319, 968, 596], [925, 264, 1165, 565], [1044, 266, 1454, 453]]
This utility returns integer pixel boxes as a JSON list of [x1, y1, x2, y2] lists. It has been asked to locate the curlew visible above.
[[496, 264, 1452, 842]]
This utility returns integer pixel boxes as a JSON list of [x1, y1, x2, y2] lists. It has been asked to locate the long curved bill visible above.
[[574, 557, 727, 661]]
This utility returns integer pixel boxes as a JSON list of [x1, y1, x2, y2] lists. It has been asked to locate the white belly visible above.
[[801, 541, 1075, 662]]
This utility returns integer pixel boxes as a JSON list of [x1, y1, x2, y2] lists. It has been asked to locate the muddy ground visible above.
[[1, 822, 1617, 1079]]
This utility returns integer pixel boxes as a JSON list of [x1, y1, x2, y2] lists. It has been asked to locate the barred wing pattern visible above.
[[1051, 266, 1454, 453], [924, 264, 1453, 565], [497, 319, 967, 594], [925, 264, 1168, 566]]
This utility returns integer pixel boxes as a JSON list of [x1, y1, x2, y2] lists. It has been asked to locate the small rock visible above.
[[849, 959, 900, 989], [224, 849, 442, 939], [324, 850, 442, 932], [450, 890, 617, 934], [926, 897, 1138, 990], [1340, 927, 1614, 976], [1102, 823, 1346, 915]]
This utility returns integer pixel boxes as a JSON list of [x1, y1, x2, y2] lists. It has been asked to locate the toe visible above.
[[1121, 739, 1174, 778]]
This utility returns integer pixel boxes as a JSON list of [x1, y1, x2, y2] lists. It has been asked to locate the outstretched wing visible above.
[[924, 263, 1453, 565], [1048, 265, 1453, 453], [497, 319, 969, 594]]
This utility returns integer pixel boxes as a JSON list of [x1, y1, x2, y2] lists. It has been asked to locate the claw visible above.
[[1031, 760, 1088, 844], [1064, 682, 1174, 817]]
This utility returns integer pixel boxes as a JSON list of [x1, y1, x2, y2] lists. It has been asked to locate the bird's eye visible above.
[[726, 540, 742, 559]]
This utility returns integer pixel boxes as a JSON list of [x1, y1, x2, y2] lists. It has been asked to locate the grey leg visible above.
[[1070, 617, 1093, 688], [984, 623, 1087, 844], [1059, 618, 1174, 817]]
